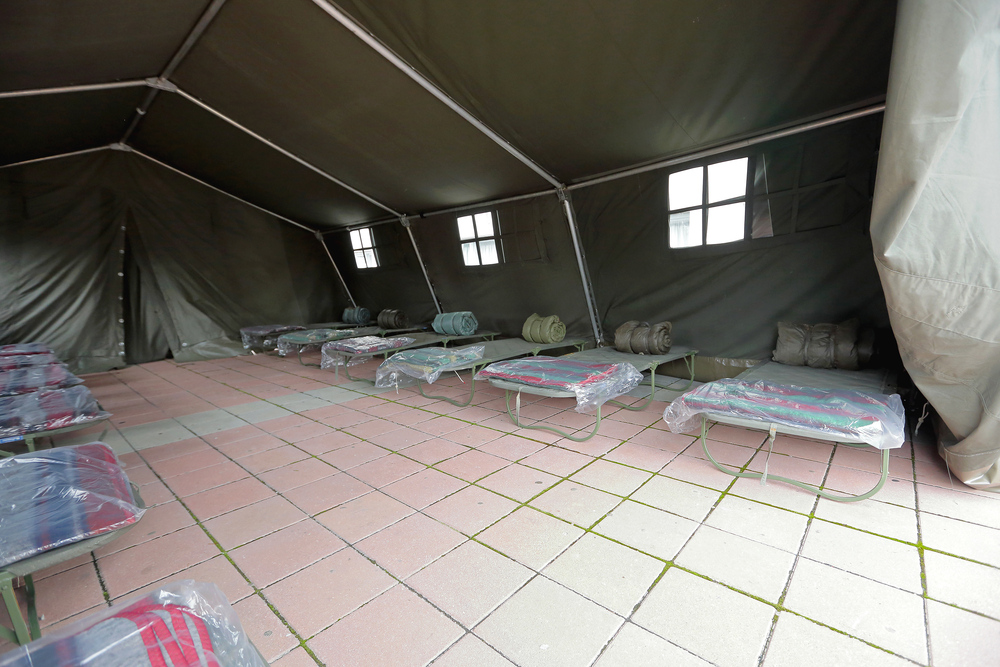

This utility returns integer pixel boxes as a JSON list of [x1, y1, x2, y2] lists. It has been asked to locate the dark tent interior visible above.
[[2, 0, 1000, 663]]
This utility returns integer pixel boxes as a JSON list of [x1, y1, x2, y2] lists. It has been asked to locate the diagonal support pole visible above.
[[400, 217, 442, 314], [558, 189, 604, 344], [316, 231, 357, 307]]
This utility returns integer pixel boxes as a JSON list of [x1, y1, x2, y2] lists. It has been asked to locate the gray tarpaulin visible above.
[[871, 0, 1000, 489], [0, 151, 345, 373]]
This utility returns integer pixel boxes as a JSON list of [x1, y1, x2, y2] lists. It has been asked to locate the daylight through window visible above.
[[350, 228, 378, 269], [457, 211, 501, 266], [668, 157, 749, 248]]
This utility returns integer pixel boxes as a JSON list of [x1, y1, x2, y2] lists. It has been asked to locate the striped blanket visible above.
[[0, 443, 143, 569], [375, 345, 485, 388], [0, 353, 59, 371], [0, 343, 54, 357], [0, 385, 110, 438], [475, 356, 642, 413], [0, 582, 266, 667], [324, 336, 415, 355], [0, 364, 83, 396], [662, 379, 905, 449]]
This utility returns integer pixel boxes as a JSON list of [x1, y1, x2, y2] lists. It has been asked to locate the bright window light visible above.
[[669, 210, 703, 248], [350, 228, 379, 269], [669, 166, 703, 210], [706, 203, 746, 244], [458, 211, 502, 266], [668, 158, 749, 248], [708, 157, 748, 203]]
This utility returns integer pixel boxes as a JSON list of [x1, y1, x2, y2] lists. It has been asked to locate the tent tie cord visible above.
[[521, 313, 566, 344], [614, 321, 672, 355]]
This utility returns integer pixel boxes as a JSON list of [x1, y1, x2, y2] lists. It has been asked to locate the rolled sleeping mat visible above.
[[377, 308, 409, 330], [614, 320, 672, 355], [432, 311, 478, 336], [342, 306, 371, 325], [521, 313, 567, 344]]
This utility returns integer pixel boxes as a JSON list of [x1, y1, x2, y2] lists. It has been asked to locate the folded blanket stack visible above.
[[521, 313, 567, 344], [0, 386, 111, 438], [0, 364, 84, 396], [0, 343, 54, 357], [275, 328, 378, 357], [377, 309, 409, 330], [376, 345, 485, 388], [0, 442, 143, 567], [614, 320, 672, 355], [433, 311, 478, 336], [0, 353, 60, 371], [342, 306, 372, 325], [320, 336, 415, 370], [239, 324, 306, 350], [662, 379, 905, 449], [475, 356, 642, 413]]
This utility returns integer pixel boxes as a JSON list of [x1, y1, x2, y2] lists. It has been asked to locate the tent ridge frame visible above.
[[0, 145, 114, 170], [0, 80, 149, 99], [310, 0, 564, 190]]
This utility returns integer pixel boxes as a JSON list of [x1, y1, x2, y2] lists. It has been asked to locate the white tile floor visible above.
[[2, 352, 999, 666]]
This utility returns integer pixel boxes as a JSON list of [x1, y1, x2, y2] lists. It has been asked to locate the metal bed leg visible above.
[[674, 353, 696, 392], [418, 368, 479, 407], [610, 362, 660, 411], [0, 571, 32, 645], [698, 417, 890, 502], [503, 390, 602, 442]]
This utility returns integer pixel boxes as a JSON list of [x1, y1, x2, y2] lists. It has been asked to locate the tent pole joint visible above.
[[144, 77, 178, 93]]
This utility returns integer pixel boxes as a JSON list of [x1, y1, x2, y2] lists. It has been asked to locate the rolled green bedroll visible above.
[[342, 307, 371, 325], [521, 313, 566, 344], [614, 320, 672, 355], [377, 309, 409, 330], [432, 311, 478, 336]]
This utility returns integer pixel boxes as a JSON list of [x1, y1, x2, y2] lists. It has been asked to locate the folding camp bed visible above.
[[0, 443, 145, 645], [239, 324, 307, 352], [0, 364, 83, 397], [477, 357, 643, 441], [277, 326, 380, 365], [562, 345, 697, 411], [401, 337, 588, 407], [0, 386, 111, 458], [322, 331, 500, 382], [663, 360, 904, 502], [0, 582, 267, 666]]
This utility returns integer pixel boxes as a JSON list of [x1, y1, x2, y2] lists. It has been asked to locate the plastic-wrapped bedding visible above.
[[320, 336, 415, 369], [342, 306, 371, 325], [433, 311, 478, 336], [275, 328, 375, 357], [662, 379, 905, 449], [239, 324, 306, 350], [377, 309, 409, 330], [0, 364, 84, 396], [0, 353, 60, 371], [0, 580, 267, 667], [521, 313, 566, 344], [0, 386, 110, 438], [0, 443, 144, 568], [0, 343, 55, 357], [375, 345, 485, 389], [475, 356, 643, 413]]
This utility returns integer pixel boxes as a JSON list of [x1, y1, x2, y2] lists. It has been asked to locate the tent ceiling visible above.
[[0, 0, 896, 230]]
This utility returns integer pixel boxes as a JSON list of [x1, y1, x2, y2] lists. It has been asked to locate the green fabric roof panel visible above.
[[170, 0, 551, 214], [337, 0, 895, 180], [0, 88, 145, 166], [130, 92, 388, 229], [0, 0, 211, 92]]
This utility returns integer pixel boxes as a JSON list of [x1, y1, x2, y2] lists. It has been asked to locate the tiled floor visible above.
[[2, 350, 999, 666]]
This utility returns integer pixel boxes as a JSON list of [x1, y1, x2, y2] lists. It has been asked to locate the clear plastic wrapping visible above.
[[475, 356, 643, 413], [0, 364, 83, 396], [276, 328, 361, 357], [0, 343, 55, 357], [320, 336, 416, 369], [0, 443, 144, 568], [239, 324, 306, 350], [0, 580, 267, 667], [0, 353, 60, 371], [433, 311, 478, 336], [662, 379, 906, 449], [375, 345, 485, 389], [0, 385, 111, 438]]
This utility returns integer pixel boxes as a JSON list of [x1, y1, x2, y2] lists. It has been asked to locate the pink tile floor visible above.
[[3, 351, 999, 666]]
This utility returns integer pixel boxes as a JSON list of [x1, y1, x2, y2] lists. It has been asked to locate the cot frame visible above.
[[330, 331, 500, 383], [565, 346, 698, 412], [0, 415, 110, 458]]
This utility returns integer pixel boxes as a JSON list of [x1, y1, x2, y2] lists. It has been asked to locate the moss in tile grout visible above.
[[91, 552, 112, 607], [780, 610, 921, 663]]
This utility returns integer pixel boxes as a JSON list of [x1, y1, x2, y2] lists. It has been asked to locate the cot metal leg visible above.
[[610, 362, 660, 411], [297, 345, 320, 368], [504, 390, 602, 442], [697, 417, 889, 502], [0, 571, 32, 645], [343, 355, 371, 383], [674, 353, 696, 392], [418, 369, 478, 407]]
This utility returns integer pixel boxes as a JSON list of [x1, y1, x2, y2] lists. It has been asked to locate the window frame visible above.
[[666, 156, 755, 249], [456, 210, 504, 267], [349, 227, 379, 270]]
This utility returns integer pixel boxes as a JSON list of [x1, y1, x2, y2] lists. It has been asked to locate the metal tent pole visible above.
[[0, 145, 113, 170], [400, 217, 443, 314], [558, 190, 603, 344], [316, 232, 357, 307], [310, 0, 562, 189], [0, 80, 148, 99]]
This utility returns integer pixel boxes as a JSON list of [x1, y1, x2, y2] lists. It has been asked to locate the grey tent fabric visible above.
[[0, 151, 346, 372], [870, 0, 1000, 489]]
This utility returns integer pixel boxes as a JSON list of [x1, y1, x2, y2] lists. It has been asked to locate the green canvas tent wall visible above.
[[2, 1, 996, 489]]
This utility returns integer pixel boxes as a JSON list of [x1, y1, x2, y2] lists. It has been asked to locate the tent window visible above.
[[350, 227, 379, 269], [668, 157, 749, 248], [458, 211, 502, 266]]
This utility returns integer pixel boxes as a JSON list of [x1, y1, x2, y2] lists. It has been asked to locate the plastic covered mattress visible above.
[[375, 345, 485, 389], [0, 443, 144, 568], [0, 386, 110, 438], [0, 364, 83, 396], [0, 343, 54, 357], [0, 581, 266, 667], [0, 353, 60, 371], [239, 324, 306, 350]]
